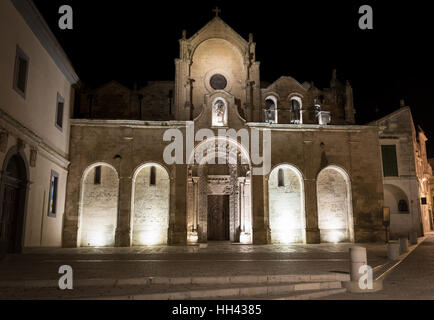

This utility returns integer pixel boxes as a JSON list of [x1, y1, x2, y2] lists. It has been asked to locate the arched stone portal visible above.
[[79, 163, 118, 247], [268, 164, 306, 244], [317, 165, 354, 243], [131, 163, 170, 246], [187, 136, 252, 244]]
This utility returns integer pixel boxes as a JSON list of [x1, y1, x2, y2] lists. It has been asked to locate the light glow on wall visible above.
[[187, 232, 199, 244], [317, 165, 354, 243], [136, 228, 165, 246], [239, 232, 252, 244], [271, 229, 300, 245], [268, 164, 306, 244], [87, 230, 109, 247], [327, 230, 345, 244], [132, 163, 170, 246], [79, 163, 119, 247]]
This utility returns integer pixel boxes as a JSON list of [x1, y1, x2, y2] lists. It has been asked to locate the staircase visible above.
[[0, 273, 349, 300], [82, 273, 349, 300]]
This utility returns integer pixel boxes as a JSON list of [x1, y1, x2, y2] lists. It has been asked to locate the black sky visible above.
[[33, 0, 434, 157]]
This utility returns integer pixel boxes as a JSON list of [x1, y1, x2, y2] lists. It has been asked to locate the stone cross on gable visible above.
[[212, 6, 221, 17]]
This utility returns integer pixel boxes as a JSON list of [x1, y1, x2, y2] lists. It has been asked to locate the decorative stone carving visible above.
[[0, 130, 8, 153], [30, 147, 37, 167], [213, 99, 226, 126], [317, 111, 332, 125]]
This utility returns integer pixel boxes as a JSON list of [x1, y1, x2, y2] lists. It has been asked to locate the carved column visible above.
[[185, 78, 193, 120], [193, 177, 199, 233], [238, 177, 245, 233], [250, 62, 261, 122], [197, 165, 208, 243], [187, 175, 199, 243], [244, 176, 252, 235], [174, 58, 190, 120], [238, 176, 252, 243]]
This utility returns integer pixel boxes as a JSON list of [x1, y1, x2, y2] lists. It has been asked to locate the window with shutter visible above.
[[13, 46, 29, 98], [56, 93, 64, 130]]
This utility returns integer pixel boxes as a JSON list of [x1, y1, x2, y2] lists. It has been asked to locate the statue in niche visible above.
[[213, 99, 226, 126], [290, 98, 301, 124]]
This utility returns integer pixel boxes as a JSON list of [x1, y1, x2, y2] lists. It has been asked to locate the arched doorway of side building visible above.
[[0, 147, 29, 254]]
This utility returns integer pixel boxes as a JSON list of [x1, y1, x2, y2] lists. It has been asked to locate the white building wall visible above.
[[0, 0, 77, 248], [0, 0, 72, 155]]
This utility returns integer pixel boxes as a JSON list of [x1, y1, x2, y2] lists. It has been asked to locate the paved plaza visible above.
[[330, 235, 434, 299], [0, 237, 432, 299], [0, 242, 390, 281]]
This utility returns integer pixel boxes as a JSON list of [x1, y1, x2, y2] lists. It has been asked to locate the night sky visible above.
[[33, 0, 434, 157]]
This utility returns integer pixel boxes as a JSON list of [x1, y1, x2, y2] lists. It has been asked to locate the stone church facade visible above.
[[2, 2, 432, 256], [63, 16, 387, 247]]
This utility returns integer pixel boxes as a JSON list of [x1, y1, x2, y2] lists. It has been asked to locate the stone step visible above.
[[214, 288, 348, 300], [270, 288, 347, 300], [0, 273, 350, 289], [0, 281, 344, 300], [88, 281, 344, 300]]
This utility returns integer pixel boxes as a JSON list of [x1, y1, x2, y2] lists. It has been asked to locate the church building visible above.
[[63, 14, 388, 247], [2, 2, 431, 254]]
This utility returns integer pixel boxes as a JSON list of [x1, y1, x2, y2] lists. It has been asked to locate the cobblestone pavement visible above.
[[0, 242, 389, 281], [326, 235, 434, 300]]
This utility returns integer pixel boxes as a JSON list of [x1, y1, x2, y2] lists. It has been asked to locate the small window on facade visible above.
[[94, 166, 101, 185], [265, 97, 277, 123], [150, 166, 156, 186], [381, 145, 399, 177], [278, 168, 284, 187], [210, 74, 227, 90], [290, 97, 302, 124], [398, 199, 408, 212], [48, 171, 59, 217], [13, 46, 29, 98], [56, 93, 64, 130], [421, 197, 427, 205]]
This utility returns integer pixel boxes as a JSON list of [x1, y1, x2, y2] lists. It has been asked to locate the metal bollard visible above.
[[409, 231, 418, 245], [349, 246, 367, 282], [399, 237, 408, 254], [387, 241, 400, 261]]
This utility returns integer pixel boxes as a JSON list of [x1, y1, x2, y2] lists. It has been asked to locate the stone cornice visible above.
[[71, 119, 189, 129], [246, 122, 379, 132], [71, 119, 380, 133], [0, 109, 70, 170]]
